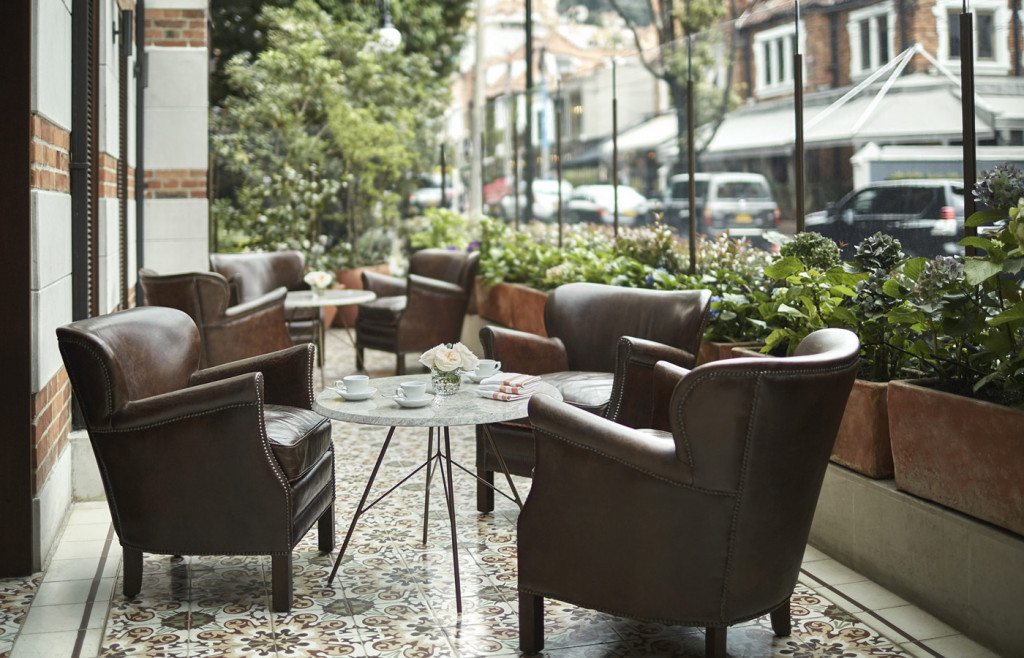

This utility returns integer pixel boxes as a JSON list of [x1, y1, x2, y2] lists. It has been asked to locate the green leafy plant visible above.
[[778, 231, 842, 271]]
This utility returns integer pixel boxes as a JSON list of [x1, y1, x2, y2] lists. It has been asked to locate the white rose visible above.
[[418, 344, 442, 370], [453, 342, 479, 371], [432, 346, 462, 372]]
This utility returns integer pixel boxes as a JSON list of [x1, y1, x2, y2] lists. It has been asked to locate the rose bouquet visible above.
[[303, 270, 335, 296], [419, 342, 480, 395]]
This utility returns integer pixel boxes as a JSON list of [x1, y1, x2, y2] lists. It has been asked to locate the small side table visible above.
[[314, 373, 561, 612], [285, 289, 375, 385]]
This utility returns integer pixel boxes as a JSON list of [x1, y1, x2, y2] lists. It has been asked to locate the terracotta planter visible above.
[[474, 279, 548, 336], [697, 341, 763, 365], [332, 264, 390, 328], [889, 380, 1024, 537], [831, 380, 893, 479]]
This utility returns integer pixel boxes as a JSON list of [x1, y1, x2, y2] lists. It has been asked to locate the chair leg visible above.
[[271, 554, 293, 613], [317, 503, 335, 552], [355, 346, 365, 372], [519, 592, 544, 654], [396, 353, 406, 375], [770, 600, 792, 636], [477, 467, 495, 513], [705, 627, 727, 658], [122, 547, 142, 598]]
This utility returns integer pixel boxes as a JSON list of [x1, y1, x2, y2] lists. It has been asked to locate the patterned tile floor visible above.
[[0, 329, 1001, 657]]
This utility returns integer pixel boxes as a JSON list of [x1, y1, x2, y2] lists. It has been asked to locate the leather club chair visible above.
[[138, 268, 293, 368], [355, 248, 480, 374], [517, 328, 860, 657], [209, 250, 319, 347], [56, 306, 335, 613], [475, 282, 712, 512]]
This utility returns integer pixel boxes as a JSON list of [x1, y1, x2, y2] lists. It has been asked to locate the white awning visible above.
[[701, 85, 995, 159], [599, 113, 677, 160]]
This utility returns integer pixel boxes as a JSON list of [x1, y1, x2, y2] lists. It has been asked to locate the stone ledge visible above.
[[811, 464, 1024, 657]]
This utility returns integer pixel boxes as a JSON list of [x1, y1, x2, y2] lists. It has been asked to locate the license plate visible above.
[[735, 213, 752, 223], [623, 210, 637, 217], [425, 200, 438, 207]]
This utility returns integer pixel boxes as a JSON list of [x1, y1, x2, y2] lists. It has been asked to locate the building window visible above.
[[847, 2, 895, 78], [753, 23, 804, 96], [934, 0, 1009, 74]]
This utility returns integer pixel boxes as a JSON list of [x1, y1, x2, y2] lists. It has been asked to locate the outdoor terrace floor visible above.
[[0, 327, 1000, 657]]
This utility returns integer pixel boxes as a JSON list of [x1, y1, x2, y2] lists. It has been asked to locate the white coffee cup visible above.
[[400, 381, 427, 400], [341, 375, 369, 394], [476, 359, 501, 376]]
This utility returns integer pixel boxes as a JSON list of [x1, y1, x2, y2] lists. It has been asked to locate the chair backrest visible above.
[[56, 307, 201, 430], [210, 251, 306, 301], [544, 283, 712, 372], [669, 327, 859, 620], [138, 268, 230, 326], [409, 249, 479, 293]]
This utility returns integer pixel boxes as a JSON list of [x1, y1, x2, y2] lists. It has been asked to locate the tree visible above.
[[210, 0, 471, 109], [212, 0, 448, 253], [608, 0, 737, 174]]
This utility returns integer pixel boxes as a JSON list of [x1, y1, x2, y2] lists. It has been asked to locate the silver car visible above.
[[663, 172, 780, 244]]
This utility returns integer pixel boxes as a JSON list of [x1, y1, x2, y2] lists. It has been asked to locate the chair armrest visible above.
[[221, 286, 288, 320], [112, 373, 261, 430], [529, 394, 692, 485], [407, 273, 466, 298], [362, 271, 407, 298], [189, 344, 316, 409], [605, 336, 697, 428], [479, 326, 569, 374]]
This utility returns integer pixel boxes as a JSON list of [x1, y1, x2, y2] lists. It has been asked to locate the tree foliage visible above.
[[211, 0, 449, 254]]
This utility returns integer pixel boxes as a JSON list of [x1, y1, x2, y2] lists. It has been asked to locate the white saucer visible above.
[[467, 370, 502, 384], [390, 394, 434, 408], [331, 387, 376, 401]]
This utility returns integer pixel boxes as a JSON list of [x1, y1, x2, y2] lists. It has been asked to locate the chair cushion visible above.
[[540, 371, 614, 411], [263, 404, 332, 482], [357, 296, 406, 325]]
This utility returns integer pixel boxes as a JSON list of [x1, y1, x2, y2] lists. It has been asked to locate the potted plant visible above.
[[884, 164, 1024, 536]]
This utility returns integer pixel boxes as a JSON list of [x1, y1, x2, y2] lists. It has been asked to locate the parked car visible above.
[[565, 184, 652, 226], [404, 174, 455, 216], [805, 179, 965, 258], [662, 172, 780, 246], [499, 179, 574, 222]]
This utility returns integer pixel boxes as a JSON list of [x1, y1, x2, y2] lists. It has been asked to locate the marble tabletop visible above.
[[285, 289, 376, 308], [313, 373, 561, 427]]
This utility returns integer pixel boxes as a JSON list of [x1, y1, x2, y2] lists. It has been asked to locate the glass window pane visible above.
[[877, 15, 889, 63], [860, 19, 872, 70], [948, 10, 961, 58], [764, 41, 772, 85], [776, 38, 785, 81], [977, 12, 994, 60]]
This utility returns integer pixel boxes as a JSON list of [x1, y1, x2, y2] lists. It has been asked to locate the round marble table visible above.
[[314, 373, 560, 612], [285, 289, 375, 385]]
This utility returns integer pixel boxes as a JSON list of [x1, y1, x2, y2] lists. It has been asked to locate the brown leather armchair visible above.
[[517, 328, 860, 657], [209, 250, 318, 346], [138, 268, 293, 368], [56, 306, 335, 613], [355, 248, 480, 374], [475, 282, 712, 511]]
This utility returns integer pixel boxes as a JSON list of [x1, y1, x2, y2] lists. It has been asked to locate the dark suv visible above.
[[805, 179, 965, 258], [662, 172, 780, 246]]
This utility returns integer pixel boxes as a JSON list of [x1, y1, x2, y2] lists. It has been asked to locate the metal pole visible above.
[[524, 0, 534, 223], [513, 122, 520, 230], [687, 37, 696, 275], [440, 144, 447, 208], [469, 0, 485, 219], [556, 85, 563, 248], [794, 3, 806, 234], [612, 58, 619, 237], [960, 9, 978, 255]]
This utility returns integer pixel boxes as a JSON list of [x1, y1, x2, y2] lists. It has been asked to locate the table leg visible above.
[[441, 426, 462, 613], [422, 427, 434, 545], [481, 424, 524, 510], [327, 426, 396, 586]]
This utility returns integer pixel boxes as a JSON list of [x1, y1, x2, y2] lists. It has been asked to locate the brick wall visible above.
[[31, 369, 71, 495], [100, 153, 118, 199], [143, 169, 207, 199], [29, 115, 70, 193], [145, 9, 207, 48]]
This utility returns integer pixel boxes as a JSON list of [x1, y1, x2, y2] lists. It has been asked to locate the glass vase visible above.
[[431, 369, 462, 396]]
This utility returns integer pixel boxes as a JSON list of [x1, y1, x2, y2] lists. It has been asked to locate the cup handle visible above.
[[494, 360, 501, 371]]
